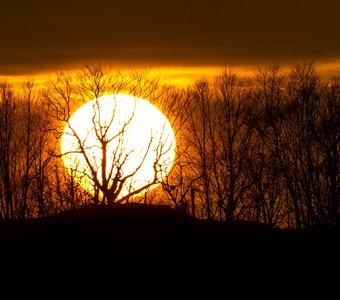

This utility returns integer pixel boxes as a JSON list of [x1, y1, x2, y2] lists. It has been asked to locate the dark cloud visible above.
[[1, 0, 339, 74]]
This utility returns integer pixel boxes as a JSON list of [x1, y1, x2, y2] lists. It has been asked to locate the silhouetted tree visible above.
[[43, 64, 176, 205], [185, 79, 215, 219], [321, 77, 339, 225], [0, 62, 337, 228], [211, 68, 254, 221], [284, 63, 339, 226], [249, 65, 291, 226], [249, 63, 339, 227], [0, 80, 16, 219]]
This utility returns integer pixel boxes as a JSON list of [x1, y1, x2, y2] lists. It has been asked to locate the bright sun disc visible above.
[[61, 94, 176, 200]]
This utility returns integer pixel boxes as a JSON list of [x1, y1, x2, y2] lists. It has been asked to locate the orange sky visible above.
[[3, 61, 340, 90]]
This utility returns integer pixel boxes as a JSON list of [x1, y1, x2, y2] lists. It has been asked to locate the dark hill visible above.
[[0, 204, 338, 291]]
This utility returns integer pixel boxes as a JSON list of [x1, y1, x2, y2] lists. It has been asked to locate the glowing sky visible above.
[[1, 0, 339, 81]]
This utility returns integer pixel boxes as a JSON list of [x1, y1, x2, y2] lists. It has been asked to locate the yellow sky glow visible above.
[[2, 60, 340, 88]]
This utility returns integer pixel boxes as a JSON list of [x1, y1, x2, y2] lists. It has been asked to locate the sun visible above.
[[61, 94, 176, 201]]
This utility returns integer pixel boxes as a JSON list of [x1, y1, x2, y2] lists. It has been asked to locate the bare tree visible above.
[[248, 65, 292, 227], [17, 81, 36, 218], [211, 68, 255, 221], [0, 80, 17, 219], [155, 85, 198, 214], [0, 62, 336, 228], [185, 79, 215, 219], [284, 63, 339, 226], [250, 63, 339, 227], [43, 64, 176, 205], [321, 77, 339, 225]]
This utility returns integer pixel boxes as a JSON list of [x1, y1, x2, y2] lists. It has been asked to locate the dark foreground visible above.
[[0, 204, 338, 293]]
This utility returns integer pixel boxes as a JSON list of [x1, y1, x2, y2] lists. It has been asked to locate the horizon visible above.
[[2, 61, 340, 89]]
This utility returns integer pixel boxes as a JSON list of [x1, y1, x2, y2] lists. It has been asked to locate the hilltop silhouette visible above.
[[0, 203, 338, 290]]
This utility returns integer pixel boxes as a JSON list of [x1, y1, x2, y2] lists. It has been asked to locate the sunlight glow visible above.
[[61, 94, 176, 200]]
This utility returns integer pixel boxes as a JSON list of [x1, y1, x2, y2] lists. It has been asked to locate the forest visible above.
[[0, 62, 338, 229]]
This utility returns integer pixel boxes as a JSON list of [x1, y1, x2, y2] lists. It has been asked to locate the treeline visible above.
[[0, 63, 338, 228]]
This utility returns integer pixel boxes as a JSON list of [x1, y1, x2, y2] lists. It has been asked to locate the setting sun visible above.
[[61, 94, 176, 200]]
